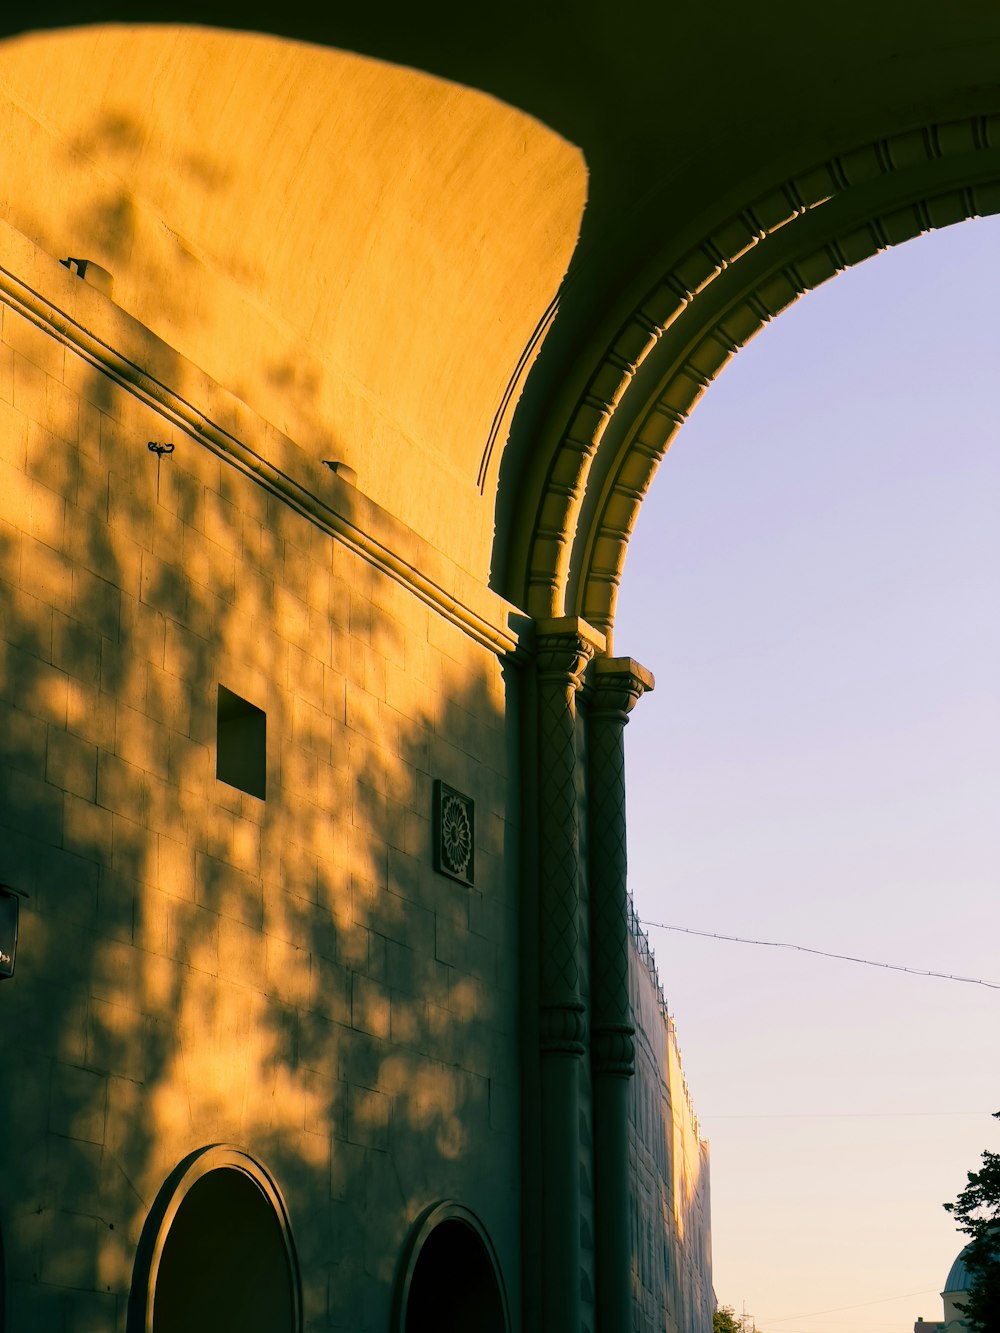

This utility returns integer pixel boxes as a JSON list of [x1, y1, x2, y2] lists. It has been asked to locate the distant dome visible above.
[[944, 1247, 972, 1294]]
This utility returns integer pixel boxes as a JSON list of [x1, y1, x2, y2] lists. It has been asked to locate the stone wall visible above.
[[0, 146, 715, 1333], [0, 223, 522, 1331]]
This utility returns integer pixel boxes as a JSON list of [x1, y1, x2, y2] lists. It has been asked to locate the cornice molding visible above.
[[0, 220, 524, 660]]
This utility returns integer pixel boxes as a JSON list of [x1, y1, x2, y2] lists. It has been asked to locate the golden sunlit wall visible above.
[[0, 20, 723, 1333], [0, 208, 522, 1329], [0, 25, 587, 582], [629, 932, 714, 1333]]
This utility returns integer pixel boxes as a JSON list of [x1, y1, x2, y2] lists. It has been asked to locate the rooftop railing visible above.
[[627, 893, 703, 1143]]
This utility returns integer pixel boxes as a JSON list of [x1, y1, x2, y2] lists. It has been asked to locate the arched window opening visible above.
[[399, 1205, 508, 1333], [130, 1147, 300, 1333], [153, 1168, 292, 1333]]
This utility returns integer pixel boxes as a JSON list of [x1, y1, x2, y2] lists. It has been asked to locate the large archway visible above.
[[514, 113, 1000, 642], [0, 12, 994, 1333], [613, 213, 1000, 1328]]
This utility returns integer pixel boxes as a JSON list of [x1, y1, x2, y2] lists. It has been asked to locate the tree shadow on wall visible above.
[[0, 198, 522, 1332]]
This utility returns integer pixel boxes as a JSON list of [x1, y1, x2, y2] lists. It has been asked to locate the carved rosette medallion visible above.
[[433, 781, 474, 885]]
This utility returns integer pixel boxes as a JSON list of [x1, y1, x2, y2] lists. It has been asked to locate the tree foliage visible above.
[[714, 1305, 760, 1333], [943, 1111, 1000, 1333], [713, 1307, 743, 1333]]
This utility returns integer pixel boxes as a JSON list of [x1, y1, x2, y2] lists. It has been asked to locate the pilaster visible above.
[[533, 616, 604, 1333], [586, 654, 654, 1333]]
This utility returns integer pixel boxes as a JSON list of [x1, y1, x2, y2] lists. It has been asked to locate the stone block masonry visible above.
[[0, 242, 522, 1332]]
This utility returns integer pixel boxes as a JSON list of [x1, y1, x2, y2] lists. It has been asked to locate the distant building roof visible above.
[[944, 1247, 971, 1295]]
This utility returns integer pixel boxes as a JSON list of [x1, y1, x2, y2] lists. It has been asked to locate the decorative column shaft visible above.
[[587, 655, 654, 1333], [535, 616, 604, 1333]]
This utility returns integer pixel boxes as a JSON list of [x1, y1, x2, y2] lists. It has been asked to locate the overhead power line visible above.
[[702, 1110, 990, 1120], [638, 920, 1000, 990], [698, 1109, 992, 1119], [762, 1285, 937, 1322]]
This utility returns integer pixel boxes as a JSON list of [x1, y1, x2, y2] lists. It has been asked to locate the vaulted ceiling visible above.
[[4, 5, 999, 617]]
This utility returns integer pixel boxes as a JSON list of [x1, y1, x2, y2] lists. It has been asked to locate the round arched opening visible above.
[[130, 1147, 300, 1333], [399, 1204, 508, 1333], [153, 1169, 293, 1332], [514, 114, 1000, 637], [614, 215, 1000, 1328]]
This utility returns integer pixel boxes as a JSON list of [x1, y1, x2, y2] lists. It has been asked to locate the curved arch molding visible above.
[[393, 1200, 511, 1333], [521, 114, 1000, 641], [126, 1145, 302, 1333]]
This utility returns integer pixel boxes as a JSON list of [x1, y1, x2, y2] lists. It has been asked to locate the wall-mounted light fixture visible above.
[[0, 885, 19, 980]]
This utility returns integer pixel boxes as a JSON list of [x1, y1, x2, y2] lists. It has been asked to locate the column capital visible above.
[[539, 1001, 588, 1056], [535, 616, 606, 690], [592, 1024, 636, 1078], [587, 655, 655, 719]]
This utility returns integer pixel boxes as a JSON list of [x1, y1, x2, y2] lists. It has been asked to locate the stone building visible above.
[[627, 908, 712, 1333], [914, 1248, 972, 1333], [1, 8, 999, 1333]]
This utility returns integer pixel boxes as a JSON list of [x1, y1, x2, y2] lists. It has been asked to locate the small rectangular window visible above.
[[217, 685, 266, 799]]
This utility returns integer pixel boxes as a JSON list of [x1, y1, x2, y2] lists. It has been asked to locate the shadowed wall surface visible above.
[[1, 9, 998, 1332]]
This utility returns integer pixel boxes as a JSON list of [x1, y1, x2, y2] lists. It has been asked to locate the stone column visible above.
[[535, 617, 604, 1333], [587, 656, 654, 1333]]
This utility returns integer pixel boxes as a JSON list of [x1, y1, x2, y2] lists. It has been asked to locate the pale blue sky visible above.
[[617, 213, 1000, 1332]]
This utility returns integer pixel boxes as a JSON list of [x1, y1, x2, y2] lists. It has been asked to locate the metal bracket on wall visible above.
[[148, 440, 175, 501]]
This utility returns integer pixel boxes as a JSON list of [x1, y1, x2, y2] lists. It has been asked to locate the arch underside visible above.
[[522, 114, 1000, 643]]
